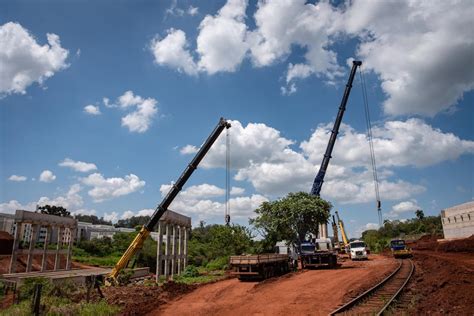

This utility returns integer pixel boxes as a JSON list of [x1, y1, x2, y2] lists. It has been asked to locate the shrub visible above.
[[182, 265, 200, 278], [206, 256, 229, 271], [18, 277, 54, 301]]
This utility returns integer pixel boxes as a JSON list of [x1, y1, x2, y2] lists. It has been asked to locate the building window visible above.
[[448, 218, 451, 223]]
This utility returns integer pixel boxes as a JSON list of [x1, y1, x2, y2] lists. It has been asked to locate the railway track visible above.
[[330, 259, 414, 315]]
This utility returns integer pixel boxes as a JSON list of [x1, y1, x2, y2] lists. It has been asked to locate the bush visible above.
[[18, 277, 54, 301], [182, 265, 200, 278], [206, 256, 229, 271]]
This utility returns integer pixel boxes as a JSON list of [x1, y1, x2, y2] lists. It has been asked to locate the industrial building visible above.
[[440, 201, 474, 239]]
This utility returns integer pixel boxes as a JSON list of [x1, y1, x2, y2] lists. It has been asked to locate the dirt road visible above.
[[151, 255, 396, 316]]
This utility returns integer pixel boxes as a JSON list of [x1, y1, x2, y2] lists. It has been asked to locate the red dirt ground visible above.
[[0, 254, 80, 274], [149, 255, 397, 316], [397, 236, 474, 314], [102, 282, 196, 316]]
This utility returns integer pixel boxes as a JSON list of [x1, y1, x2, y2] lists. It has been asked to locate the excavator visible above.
[[108, 118, 231, 281]]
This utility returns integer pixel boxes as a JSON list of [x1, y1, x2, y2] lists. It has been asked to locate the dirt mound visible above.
[[402, 251, 474, 314], [104, 282, 196, 316], [439, 235, 474, 253], [161, 281, 197, 297], [414, 235, 474, 253]]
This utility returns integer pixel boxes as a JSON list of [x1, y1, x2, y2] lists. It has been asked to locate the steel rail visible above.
[[329, 259, 414, 315], [376, 259, 414, 316]]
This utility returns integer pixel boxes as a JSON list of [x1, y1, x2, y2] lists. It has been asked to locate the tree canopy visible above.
[[37, 205, 70, 217], [115, 215, 151, 228], [361, 211, 442, 252], [74, 214, 112, 225], [188, 223, 255, 268], [250, 192, 332, 250]]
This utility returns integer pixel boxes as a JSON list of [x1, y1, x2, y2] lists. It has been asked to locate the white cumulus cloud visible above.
[[117, 91, 158, 133], [150, 29, 198, 76], [180, 144, 199, 155], [0, 184, 88, 215], [344, 0, 474, 116], [182, 120, 294, 169], [84, 104, 101, 115], [81, 173, 146, 202], [387, 199, 422, 218], [8, 175, 27, 182], [159, 182, 268, 221], [0, 200, 37, 214], [0, 22, 69, 95], [103, 212, 119, 223], [151, 0, 474, 116], [196, 0, 249, 74], [181, 119, 473, 204], [59, 158, 98, 173], [300, 119, 474, 168], [39, 170, 56, 183], [38, 184, 83, 210], [230, 186, 245, 195]]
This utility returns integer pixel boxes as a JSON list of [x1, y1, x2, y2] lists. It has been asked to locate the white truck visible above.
[[349, 240, 368, 260]]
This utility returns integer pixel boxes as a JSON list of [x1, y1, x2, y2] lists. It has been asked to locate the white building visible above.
[[441, 201, 474, 239]]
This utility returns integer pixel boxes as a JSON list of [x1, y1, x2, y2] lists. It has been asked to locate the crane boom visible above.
[[310, 60, 362, 196], [331, 215, 339, 244], [335, 210, 349, 247], [109, 117, 231, 280]]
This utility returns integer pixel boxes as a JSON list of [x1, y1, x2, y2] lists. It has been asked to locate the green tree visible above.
[[37, 205, 70, 217], [188, 224, 255, 268], [74, 214, 112, 225], [415, 209, 425, 220], [250, 192, 331, 250], [115, 216, 151, 228]]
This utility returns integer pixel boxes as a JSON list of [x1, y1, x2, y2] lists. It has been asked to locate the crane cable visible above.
[[359, 67, 383, 227], [225, 128, 231, 226]]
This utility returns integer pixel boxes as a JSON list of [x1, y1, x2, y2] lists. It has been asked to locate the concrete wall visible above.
[[441, 201, 474, 239]]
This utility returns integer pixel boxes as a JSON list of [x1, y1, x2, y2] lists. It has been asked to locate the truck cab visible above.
[[349, 240, 368, 260], [299, 238, 337, 268], [390, 239, 412, 258]]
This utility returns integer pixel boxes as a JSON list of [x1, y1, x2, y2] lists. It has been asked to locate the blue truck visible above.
[[390, 239, 413, 258]]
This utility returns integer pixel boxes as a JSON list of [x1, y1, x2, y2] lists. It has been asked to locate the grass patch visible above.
[[72, 255, 121, 267], [0, 277, 121, 316], [174, 269, 226, 285], [0, 299, 120, 316]]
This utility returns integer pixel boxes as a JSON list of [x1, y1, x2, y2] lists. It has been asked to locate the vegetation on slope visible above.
[[361, 210, 443, 252]]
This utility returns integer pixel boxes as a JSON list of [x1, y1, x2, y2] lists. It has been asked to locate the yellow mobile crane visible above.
[[331, 215, 341, 252], [108, 118, 231, 281], [335, 210, 349, 252]]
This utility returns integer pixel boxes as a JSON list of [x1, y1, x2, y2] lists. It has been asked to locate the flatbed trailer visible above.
[[300, 251, 337, 268], [229, 254, 291, 280]]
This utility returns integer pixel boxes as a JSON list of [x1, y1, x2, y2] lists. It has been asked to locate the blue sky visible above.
[[1, 0, 473, 237]]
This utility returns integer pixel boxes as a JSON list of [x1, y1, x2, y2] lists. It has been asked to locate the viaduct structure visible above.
[[155, 210, 191, 281], [441, 201, 474, 239], [9, 210, 77, 273]]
